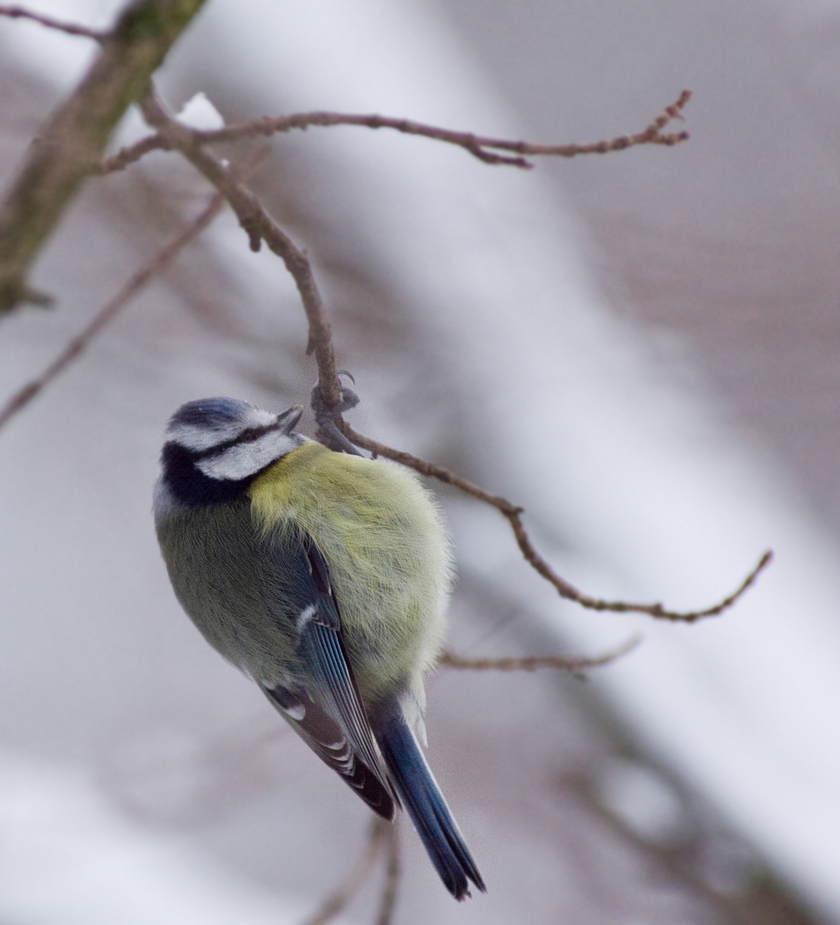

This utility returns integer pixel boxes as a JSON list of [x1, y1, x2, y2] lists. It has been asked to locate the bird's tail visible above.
[[376, 713, 485, 901]]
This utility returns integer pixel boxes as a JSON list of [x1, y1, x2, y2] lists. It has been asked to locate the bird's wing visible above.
[[261, 683, 395, 819], [258, 532, 397, 819]]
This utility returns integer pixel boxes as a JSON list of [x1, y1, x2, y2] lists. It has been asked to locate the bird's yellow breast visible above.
[[249, 441, 452, 701]]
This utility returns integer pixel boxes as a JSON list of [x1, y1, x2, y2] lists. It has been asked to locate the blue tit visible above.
[[153, 397, 484, 900]]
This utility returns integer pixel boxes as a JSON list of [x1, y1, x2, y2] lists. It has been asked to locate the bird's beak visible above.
[[276, 405, 304, 434]]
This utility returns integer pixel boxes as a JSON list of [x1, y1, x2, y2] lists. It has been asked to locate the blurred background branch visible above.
[[0, 0, 206, 314]]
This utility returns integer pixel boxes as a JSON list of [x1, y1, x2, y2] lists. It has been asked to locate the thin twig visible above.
[[99, 90, 692, 175], [568, 770, 761, 923], [0, 189, 225, 430], [376, 819, 401, 925], [139, 88, 345, 411], [439, 636, 640, 677], [0, 4, 107, 40], [98, 133, 172, 174], [341, 423, 773, 623], [98, 133, 167, 174], [298, 817, 388, 925]]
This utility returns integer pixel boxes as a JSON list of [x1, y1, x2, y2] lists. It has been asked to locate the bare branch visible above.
[[502, 518, 773, 623], [0, 4, 108, 40], [201, 89, 692, 166], [100, 90, 692, 176], [376, 821, 401, 925], [112, 88, 762, 629], [139, 89, 346, 412], [341, 424, 773, 623], [0, 0, 207, 315], [98, 133, 171, 174], [0, 188, 226, 430], [298, 817, 388, 925], [439, 636, 640, 676]]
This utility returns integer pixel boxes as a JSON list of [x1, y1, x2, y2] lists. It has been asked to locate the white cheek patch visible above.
[[196, 431, 300, 481]]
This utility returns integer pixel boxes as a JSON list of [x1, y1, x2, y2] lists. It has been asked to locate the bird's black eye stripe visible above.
[[195, 420, 283, 460]]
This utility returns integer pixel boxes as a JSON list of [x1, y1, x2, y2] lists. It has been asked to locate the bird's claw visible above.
[[311, 377, 363, 456]]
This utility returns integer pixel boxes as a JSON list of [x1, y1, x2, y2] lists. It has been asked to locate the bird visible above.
[[153, 396, 485, 900]]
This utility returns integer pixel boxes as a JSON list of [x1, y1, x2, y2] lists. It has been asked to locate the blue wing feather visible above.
[[258, 529, 397, 816], [298, 617, 397, 804]]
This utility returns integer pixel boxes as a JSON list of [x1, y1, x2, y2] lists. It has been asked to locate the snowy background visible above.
[[1, 1, 840, 923]]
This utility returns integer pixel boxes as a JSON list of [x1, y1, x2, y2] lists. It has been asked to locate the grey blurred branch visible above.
[[298, 818, 389, 925], [0, 4, 108, 39], [297, 817, 400, 925], [439, 636, 641, 676], [0, 188, 226, 430], [0, 0, 207, 315]]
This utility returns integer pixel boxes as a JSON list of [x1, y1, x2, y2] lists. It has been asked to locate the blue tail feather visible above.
[[376, 714, 485, 901]]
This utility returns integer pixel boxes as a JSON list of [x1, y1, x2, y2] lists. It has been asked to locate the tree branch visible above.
[[0, 187, 226, 430], [96, 88, 691, 432], [376, 821, 401, 925], [0, 0, 207, 315], [99, 90, 691, 175], [439, 636, 640, 677], [139, 88, 346, 412], [298, 817, 389, 925], [0, 4, 108, 39], [341, 423, 773, 623]]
